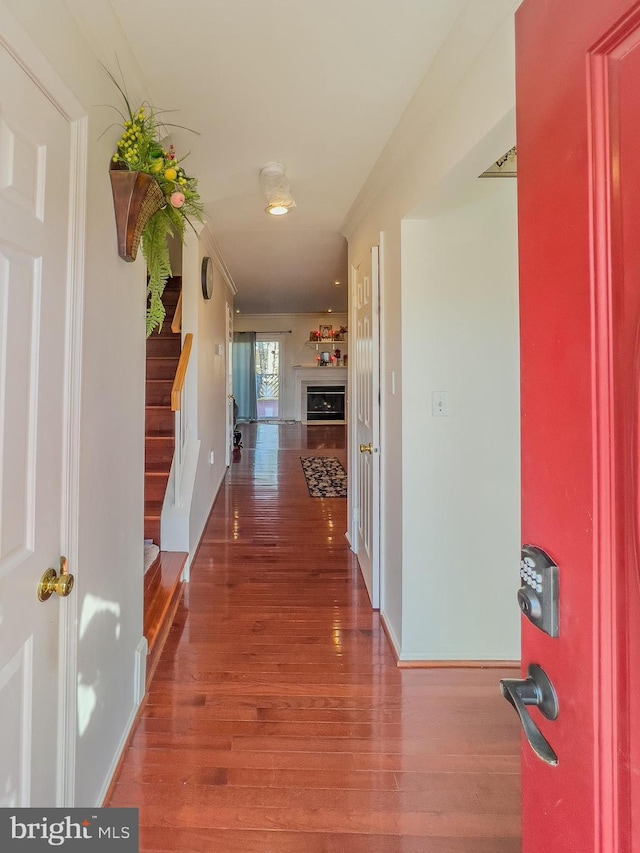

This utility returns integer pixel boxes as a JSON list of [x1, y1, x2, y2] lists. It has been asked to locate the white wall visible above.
[[160, 230, 233, 560], [401, 179, 520, 659], [188, 234, 235, 553], [2, 0, 148, 804], [233, 313, 348, 421], [343, 0, 522, 660]]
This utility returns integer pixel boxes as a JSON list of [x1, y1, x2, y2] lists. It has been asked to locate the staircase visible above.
[[143, 276, 187, 688], [144, 277, 182, 544]]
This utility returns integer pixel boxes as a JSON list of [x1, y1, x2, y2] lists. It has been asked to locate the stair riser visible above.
[[144, 517, 160, 544], [145, 473, 170, 503], [146, 358, 179, 381], [146, 337, 181, 358], [154, 320, 178, 338], [145, 437, 174, 472], [146, 407, 174, 435], [146, 380, 173, 407], [162, 289, 180, 302]]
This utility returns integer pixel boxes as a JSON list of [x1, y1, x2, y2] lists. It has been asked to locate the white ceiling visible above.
[[107, 0, 467, 313]]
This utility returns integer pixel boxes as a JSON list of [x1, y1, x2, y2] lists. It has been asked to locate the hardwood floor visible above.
[[108, 422, 521, 851]]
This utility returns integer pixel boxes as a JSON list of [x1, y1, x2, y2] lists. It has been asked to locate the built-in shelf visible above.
[[305, 335, 347, 351], [293, 366, 348, 372]]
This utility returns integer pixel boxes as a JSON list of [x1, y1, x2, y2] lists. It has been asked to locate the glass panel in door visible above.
[[255, 340, 280, 419]]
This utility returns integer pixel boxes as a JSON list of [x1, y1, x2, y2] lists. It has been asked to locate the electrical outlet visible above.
[[432, 391, 447, 417]]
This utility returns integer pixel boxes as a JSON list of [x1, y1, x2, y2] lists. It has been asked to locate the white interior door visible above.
[[0, 43, 79, 806], [353, 246, 380, 607], [226, 302, 234, 464]]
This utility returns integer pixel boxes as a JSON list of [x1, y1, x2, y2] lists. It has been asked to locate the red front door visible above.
[[516, 0, 640, 850]]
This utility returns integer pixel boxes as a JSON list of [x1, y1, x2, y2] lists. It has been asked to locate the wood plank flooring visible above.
[[108, 422, 521, 851]]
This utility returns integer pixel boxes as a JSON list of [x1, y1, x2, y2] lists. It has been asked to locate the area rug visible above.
[[300, 456, 347, 498]]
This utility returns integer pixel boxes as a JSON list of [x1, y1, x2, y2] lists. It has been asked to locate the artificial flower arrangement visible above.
[[109, 80, 203, 335]]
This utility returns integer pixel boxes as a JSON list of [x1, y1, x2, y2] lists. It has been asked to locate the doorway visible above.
[[255, 338, 280, 420], [396, 170, 520, 660]]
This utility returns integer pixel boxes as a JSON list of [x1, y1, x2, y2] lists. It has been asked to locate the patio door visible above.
[[255, 338, 280, 420]]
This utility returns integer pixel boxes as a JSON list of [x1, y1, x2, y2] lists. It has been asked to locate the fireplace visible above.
[[306, 385, 345, 421], [293, 367, 347, 422]]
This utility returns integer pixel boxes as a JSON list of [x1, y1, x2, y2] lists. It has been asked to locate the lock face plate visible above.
[[519, 544, 559, 638]]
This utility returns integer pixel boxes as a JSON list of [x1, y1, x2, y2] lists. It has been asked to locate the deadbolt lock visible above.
[[38, 557, 74, 602]]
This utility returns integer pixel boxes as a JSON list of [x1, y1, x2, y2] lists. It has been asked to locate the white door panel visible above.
[[353, 247, 380, 607], [0, 43, 77, 807], [226, 303, 233, 465]]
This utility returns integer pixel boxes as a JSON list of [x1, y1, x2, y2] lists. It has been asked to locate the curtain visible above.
[[232, 332, 257, 421]]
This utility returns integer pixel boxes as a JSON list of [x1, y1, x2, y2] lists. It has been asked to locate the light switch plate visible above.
[[432, 391, 447, 416]]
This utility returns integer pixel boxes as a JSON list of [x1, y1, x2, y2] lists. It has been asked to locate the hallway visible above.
[[108, 423, 521, 851]]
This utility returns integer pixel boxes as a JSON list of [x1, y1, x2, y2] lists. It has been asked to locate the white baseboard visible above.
[[96, 637, 148, 805], [133, 637, 148, 706], [380, 611, 401, 659], [187, 465, 227, 558]]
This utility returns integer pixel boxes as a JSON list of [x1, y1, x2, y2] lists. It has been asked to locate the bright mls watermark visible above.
[[0, 809, 138, 850]]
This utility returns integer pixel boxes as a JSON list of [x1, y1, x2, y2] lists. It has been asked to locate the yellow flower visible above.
[[164, 168, 177, 181], [151, 159, 164, 173]]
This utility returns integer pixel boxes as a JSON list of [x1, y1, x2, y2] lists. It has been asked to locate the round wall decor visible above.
[[201, 256, 213, 299]]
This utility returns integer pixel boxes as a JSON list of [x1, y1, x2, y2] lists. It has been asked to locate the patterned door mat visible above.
[[300, 456, 347, 497]]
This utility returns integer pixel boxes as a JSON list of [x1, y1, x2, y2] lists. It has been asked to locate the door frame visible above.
[[348, 236, 383, 609], [254, 334, 282, 421], [226, 302, 233, 465], [0, 2, 87, 806]]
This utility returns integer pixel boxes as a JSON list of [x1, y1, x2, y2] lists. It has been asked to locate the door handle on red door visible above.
[[500, 663, 559, 766]]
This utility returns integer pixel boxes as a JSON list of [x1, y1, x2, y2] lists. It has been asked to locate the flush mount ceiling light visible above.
[[259, 161, 296, 215]]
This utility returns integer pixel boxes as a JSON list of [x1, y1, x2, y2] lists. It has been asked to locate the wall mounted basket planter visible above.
[[109, 165, 165, 262]]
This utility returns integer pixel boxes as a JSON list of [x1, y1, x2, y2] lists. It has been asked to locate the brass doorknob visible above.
[[38, 557, 74, 602], [359, 443, 373, 454]]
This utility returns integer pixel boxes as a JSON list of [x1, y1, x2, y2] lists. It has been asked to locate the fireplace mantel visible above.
[[293, 365, 347, 422]]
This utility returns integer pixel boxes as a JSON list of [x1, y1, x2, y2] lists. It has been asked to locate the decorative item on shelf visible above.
[[319, 324, 333, 341], [334, 348, 341, 365], [317, 351, 333, 366], [309, 330, 320, 341], [343, 354, 348, 367], [107, 73, 204, 336]]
